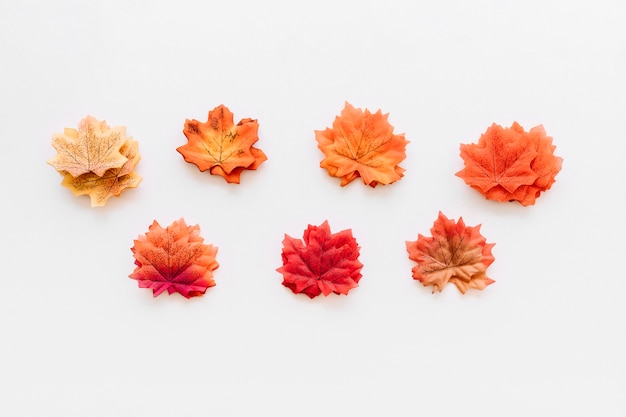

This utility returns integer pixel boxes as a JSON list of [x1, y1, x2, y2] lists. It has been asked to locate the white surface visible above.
[[1, 0, 625, 415]]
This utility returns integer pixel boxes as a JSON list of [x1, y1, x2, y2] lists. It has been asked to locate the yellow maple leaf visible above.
[[48, 116, 128, 178], [61, 138, 142, 207]]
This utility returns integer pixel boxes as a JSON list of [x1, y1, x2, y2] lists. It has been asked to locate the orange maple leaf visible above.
[[456, 122, 563, 206], [176, 105, 267, 184], [406, 212, 495, 294], [61, 138, 142, 207], [315, 102, 409, 187], [48, 116, 129, 178]]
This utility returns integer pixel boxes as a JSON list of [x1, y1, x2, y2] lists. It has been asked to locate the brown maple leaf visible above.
[[48, 116, 129, 178], [315, 102, 409, 187], [176, 105, 267, 183], [406, 212, 495, 294], [61, 138, 142, 207], [277, 221, 363, 298], [129, 219, 219, 298], [456, 122, 563, 206]]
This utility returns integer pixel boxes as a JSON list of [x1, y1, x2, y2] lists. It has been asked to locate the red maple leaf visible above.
[[277, 221, 363, 298], [406, 212, 495, 293], [129, 219, 219, 298], [456, 122, 563, 206]]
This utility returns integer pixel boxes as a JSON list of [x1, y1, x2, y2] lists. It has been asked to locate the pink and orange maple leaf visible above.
[[129, 219, 219, 298]]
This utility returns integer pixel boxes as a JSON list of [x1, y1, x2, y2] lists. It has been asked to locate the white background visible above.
[[1, 0, 625, 415]]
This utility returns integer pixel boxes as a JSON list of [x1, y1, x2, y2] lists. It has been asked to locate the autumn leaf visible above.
[[456, 122, 563, 206], [61, 138, 142, 207], [129, 219, 219, 298], [315, 102, 409, 187], [277, 221, 363, 298], [176, 105, 267, 183], [48, 115, 129, 178], [406, 212, 495, 294], [48, 116, 142, 207]]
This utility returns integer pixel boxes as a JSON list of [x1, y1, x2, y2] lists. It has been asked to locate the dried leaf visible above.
[[61, 138, 142, 207], [277, 221, 363, 298], [406, 212, 495, 294], [129, 219, 219, 298], [315, 102, 409, 187], [48, 116, 129, 178], [456, 122, 563, 206], [176, 105, 267, 183]]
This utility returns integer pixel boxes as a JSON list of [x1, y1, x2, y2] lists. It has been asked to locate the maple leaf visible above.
[[406, 212, 495, 294], [315, 102, 409, 187], [456, 122, 563, 206], [176, 105, 267, 183], [129, 219, 219, 298], [277, 221, 363, 298], [48, 116, 129, 178], [61, 138, 142, 207]]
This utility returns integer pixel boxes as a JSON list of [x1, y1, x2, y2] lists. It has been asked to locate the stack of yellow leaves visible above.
[[47, 116, 142, 207]]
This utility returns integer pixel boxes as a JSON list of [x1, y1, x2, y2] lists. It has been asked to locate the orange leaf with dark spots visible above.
[[456, 122, 562, 206], [129, 219, 219, 298], [277, 221, 363, 298], [177, 105, 267, 183], [406, 212, 495, 294], [315, 102, 409, 187]]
